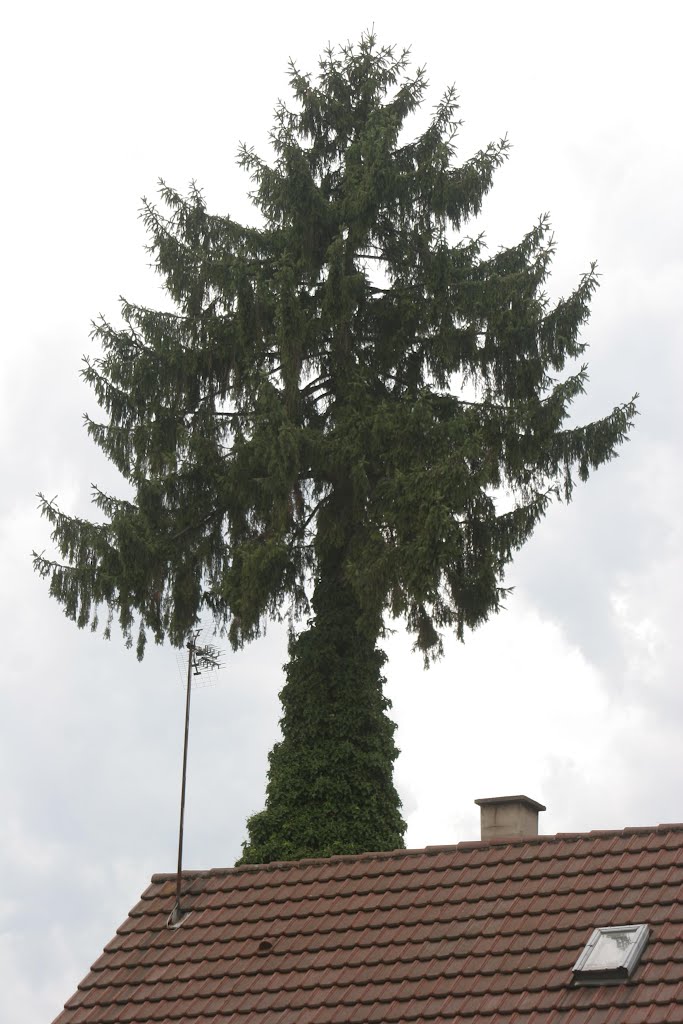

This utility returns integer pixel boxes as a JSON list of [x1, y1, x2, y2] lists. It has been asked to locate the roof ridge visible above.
[[149, 822, 683, 883]]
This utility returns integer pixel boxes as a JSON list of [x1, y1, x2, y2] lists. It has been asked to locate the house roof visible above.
[[54, 823, 683, 1024]]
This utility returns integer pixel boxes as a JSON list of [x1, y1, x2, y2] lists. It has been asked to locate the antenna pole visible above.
[[174, 632, 196, 916]]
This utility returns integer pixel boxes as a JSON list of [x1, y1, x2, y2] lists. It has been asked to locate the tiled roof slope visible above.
[[55, 824, 683, 1024]]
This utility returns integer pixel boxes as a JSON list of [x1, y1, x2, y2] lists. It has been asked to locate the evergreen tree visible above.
[[34, 36, 637, 863]]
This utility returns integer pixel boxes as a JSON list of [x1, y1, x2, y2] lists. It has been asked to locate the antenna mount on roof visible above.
[[170, 630, 222, 926]]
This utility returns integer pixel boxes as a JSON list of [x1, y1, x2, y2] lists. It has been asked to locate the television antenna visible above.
[[169, 629, 222, 925]]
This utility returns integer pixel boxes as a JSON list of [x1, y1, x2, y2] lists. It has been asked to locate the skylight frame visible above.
[[572, 924, 650, 985]]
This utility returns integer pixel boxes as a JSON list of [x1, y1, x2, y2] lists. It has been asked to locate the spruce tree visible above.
[[34, 36, 637, 863]]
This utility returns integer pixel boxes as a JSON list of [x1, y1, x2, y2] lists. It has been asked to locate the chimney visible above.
[[474, 795, 546, 841]]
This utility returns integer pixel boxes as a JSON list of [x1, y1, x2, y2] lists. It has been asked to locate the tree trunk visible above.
[[239, 546, 406, 864]]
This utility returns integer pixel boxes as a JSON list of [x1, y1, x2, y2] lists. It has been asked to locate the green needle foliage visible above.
[[34, 35, 637, 863]]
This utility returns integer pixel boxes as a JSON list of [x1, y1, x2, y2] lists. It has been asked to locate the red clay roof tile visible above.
[[53, 823, 683, 1024]]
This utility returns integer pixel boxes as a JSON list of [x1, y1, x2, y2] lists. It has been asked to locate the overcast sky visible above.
[[2, 1, 682, 1020]]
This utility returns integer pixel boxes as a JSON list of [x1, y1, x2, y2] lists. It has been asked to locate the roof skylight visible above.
[[572, 924, 649, 984]]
